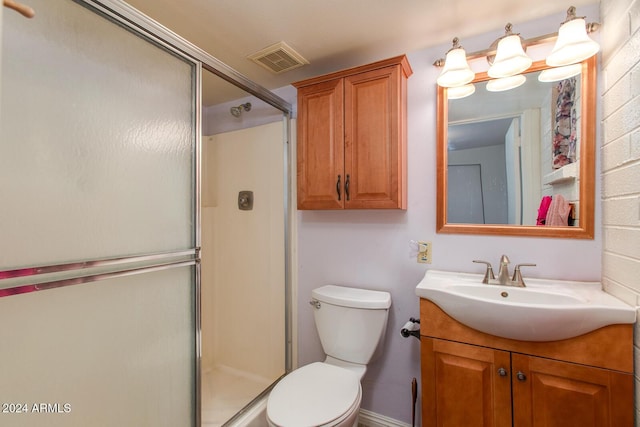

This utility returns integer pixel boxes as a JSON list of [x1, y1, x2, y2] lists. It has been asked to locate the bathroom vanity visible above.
[[416, 270, 635, 426], [420, 299, 633, 426]]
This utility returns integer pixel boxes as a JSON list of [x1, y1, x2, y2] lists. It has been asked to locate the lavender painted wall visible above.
[[295, 4, 602, 423]]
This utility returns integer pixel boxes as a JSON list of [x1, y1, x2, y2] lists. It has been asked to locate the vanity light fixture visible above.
[[487, 24, 532, 78], [486, 74, 527, 92], [435, 38, 475, 88], [433, 6, 599, 89], [538, 63, 582, 82], [447, 84, 476, 99], [546, 6, 600, 66]]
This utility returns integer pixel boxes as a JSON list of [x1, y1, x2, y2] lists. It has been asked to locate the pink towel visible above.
[[546, 194, 571, 226], [536, 196, 552, 225]]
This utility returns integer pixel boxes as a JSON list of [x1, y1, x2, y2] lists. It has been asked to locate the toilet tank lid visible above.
[[312, 285, 391, 309]]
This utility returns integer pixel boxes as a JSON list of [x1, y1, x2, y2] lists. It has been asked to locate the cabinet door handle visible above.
[[516, 371, 527, 382], [497, 367, 508, 377], [336, 175, 341, 201], [345, 174, 350, 201]]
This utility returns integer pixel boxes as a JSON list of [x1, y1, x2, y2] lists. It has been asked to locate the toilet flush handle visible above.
[[309, 299, 321, 309]]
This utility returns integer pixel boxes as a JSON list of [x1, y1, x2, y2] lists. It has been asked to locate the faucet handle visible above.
[[473, 260, 495, 284], [512, 263, 537, 286]]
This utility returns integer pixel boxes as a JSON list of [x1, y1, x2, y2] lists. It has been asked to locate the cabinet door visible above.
[[344, 65, 406, 209], [296, 78, 344, 209], [512, 354, 634, 427], [422, 338, 512, 427]]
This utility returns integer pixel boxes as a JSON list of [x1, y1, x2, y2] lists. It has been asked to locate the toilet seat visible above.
[[267, 362, 361, 427]]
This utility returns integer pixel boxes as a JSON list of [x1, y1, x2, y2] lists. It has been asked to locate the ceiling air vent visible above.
[[248, 41, 309, 74]]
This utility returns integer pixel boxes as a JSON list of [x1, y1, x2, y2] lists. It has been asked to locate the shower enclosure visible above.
[[200, 71, 292, 426], [0, 1, 292, 426]]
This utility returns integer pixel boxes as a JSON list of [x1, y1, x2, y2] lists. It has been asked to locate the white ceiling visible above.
[[124, 0, 595, 106]]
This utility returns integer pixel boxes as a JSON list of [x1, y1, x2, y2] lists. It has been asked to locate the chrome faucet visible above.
[[473, 255, 536, 287], [497, 255, 511, 285], [511, 263, 537, 287], [472, 260, 494, 284]]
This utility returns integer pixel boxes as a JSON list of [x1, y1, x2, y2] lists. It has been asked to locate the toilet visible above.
[[267, 285, 392, 427]]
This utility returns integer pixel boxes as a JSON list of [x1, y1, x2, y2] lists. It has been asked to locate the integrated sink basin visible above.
[[416, 270, 636, 341]]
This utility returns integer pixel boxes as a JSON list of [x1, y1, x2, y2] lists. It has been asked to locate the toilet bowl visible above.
[[266, 285, 392, 427], [266, 362, 361, 427]]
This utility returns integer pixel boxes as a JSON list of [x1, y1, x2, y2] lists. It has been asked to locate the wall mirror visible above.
[[436, 57, 596, 238]]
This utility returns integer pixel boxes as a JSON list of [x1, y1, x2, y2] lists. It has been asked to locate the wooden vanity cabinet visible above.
[[420, 299, 634, 427], [511, 353, 633, 426], [293, 55, 412, 210], [423, 338, 513, 427]]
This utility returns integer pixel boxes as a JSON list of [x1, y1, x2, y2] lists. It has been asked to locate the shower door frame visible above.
[[0, 1, 294, 426], [88, 2, 296, 425]]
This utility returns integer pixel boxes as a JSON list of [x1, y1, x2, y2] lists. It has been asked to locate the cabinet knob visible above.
[[497, 367, 508, 377], [516, 371, 527, 382]]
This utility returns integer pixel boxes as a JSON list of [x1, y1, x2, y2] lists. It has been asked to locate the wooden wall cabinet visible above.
[[420, 299, 634, 427], [293, 55, 412, 210]]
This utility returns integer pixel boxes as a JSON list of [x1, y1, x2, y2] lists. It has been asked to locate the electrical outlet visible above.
[[417, 241, 432, 264]]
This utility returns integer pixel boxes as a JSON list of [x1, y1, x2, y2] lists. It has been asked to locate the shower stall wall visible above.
[[201, 121, 286, 426]]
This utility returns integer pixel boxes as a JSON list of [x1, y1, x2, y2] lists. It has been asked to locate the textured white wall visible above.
[[295, 5, 604, 424], [599, 0, 640, 422]]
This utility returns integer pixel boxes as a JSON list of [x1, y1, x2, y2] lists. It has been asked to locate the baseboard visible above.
[[358, 409, 411, 427], [224, 402, 411, 427]]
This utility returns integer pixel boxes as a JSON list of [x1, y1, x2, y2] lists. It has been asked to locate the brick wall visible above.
[[600, 0, 640, 423]]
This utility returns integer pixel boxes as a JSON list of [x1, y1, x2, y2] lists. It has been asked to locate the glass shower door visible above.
[[0, 0, 199, 425]]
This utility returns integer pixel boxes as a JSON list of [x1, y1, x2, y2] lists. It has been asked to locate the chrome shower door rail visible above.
[[0, 249, 198, 296]]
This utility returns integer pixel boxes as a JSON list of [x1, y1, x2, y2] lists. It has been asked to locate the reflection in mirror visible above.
[[448, 69, 577, 226], [436, 58, 596, 238]]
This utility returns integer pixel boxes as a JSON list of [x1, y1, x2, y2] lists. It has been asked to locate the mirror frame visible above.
[[436, 57, 596, 239]]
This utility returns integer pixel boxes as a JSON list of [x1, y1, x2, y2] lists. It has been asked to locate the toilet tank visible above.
[[311, 285, 392, 365]]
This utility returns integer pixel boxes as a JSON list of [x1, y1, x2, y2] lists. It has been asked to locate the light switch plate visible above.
[[417, 241, 432, 264]]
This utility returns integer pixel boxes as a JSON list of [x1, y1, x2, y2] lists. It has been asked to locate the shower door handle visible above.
[[336, 175, 342, 201]]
